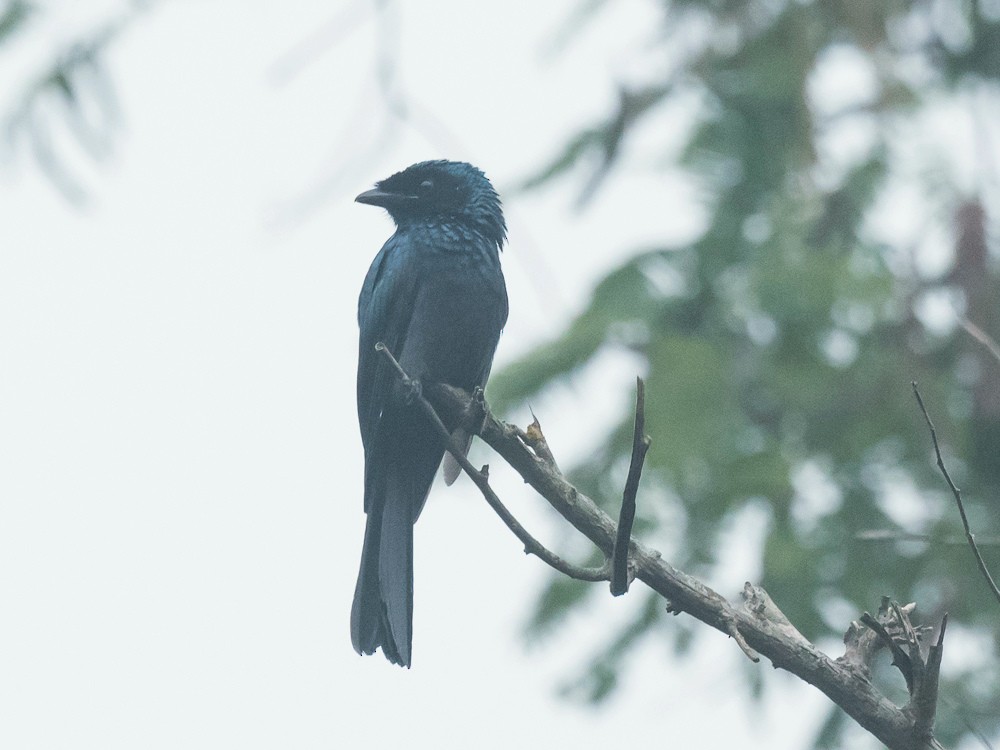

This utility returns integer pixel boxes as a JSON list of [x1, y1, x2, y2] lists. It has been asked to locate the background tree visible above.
[[490, 1, 1000, 747]]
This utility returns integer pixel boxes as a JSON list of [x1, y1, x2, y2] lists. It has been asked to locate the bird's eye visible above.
[[417, 179, 434, 195]]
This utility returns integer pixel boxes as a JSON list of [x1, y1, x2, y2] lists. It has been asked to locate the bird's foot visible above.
[[470, 386, 489, 429], [401, 376, 423, 405]]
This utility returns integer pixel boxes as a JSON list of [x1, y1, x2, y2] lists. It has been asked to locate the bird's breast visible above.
[[396, 241, 506, 389]]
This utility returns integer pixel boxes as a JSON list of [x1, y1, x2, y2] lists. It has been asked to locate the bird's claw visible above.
[[401, 376, 422, 404]]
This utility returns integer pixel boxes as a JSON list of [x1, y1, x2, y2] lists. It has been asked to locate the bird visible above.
[[351, 160, 509, 667]]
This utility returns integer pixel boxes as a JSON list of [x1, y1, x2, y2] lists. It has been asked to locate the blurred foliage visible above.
[[0, 0, 153, 202], [494, 0, 1000, 746], [0, 1, 33, 43]]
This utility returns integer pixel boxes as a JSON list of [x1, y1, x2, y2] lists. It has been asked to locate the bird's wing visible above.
[[441, 273, 508, 487], [356, 233, 419, 469]]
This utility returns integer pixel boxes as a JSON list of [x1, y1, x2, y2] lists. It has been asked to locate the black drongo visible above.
[[351, 160, 508, 667]]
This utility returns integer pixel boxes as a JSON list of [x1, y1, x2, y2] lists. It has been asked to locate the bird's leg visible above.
[[470, 386, 489, 434]]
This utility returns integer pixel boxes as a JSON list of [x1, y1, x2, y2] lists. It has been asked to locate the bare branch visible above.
[[912, 382, 1000, 607], [372, 347, 952, 749], [421, 377, 947, 750], [724, 612, 760, 663]]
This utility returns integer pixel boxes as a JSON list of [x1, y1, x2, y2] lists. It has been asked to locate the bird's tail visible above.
[[350, 496, 413, 667], [442, 428, 473, 485]]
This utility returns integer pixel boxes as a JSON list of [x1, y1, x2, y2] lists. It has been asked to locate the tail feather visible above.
[[352, 401, 444, 668], [442, 428, 473, 485], [376, 483, 413, 664], [350, 509, 383, 657], [350, 495, 414, 668]]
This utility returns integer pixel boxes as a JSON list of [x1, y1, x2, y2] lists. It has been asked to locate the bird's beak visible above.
[[355, 188, 416, 208]]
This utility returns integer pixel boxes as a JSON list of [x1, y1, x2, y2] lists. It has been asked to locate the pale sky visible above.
[[1, 2, 846, 748]]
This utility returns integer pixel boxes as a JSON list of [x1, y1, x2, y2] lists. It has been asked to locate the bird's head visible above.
[[356, 160, 506, 250]]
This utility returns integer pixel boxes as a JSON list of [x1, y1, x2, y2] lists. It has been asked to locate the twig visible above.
[[958, 315, 1000, 366], [911, 382, 1000, 607], [856, 529, 1000, 546], [611, 377, 651, 596], [266, 0, 371, 86], [913, 615, 947, 740], [522, 410, 560, 470], [860, 610, 915, 691], [724, 613, 760, 662], [374, 342, 609, 583]]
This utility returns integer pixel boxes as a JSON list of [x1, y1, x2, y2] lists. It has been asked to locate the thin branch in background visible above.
[[941, 694, 998, 750], [856, 529, 1000, 546], [912, 382, 1000, 607], [539, 0, 608, 59], [611, 376, 651, 596], [24, 109, 86, 203], [264, 0, 477, 229], [958, 315, 1000, 366], [264, 0, 402, 228], [368, 0, 473, 157], [266, 0, 371, 86], [266, 0, 572, 331], [373, 342, 610, 583], [971, 81, 1000, 207]]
